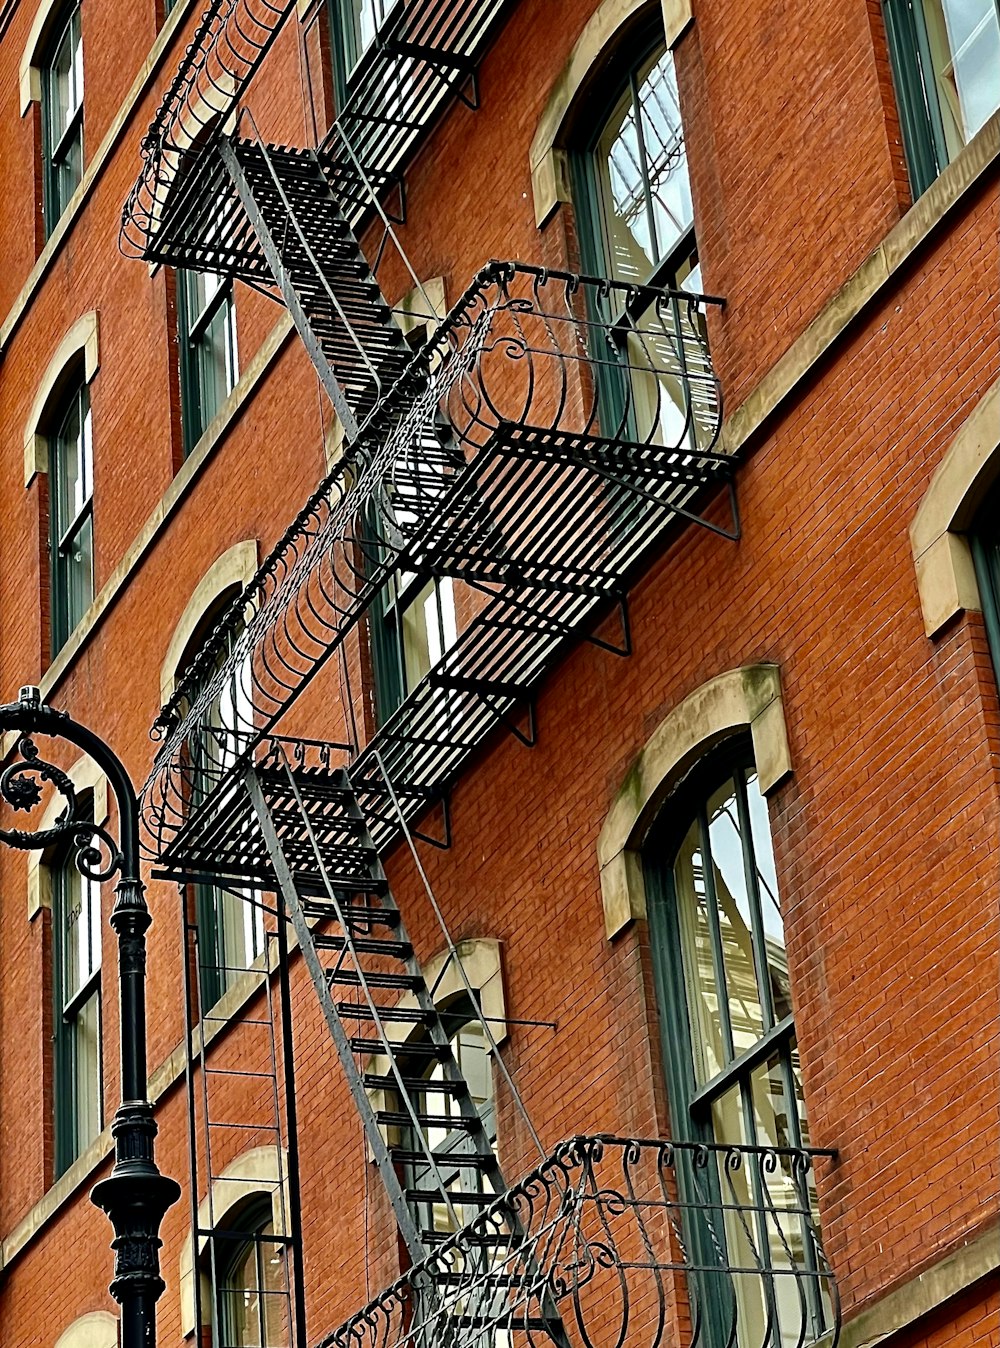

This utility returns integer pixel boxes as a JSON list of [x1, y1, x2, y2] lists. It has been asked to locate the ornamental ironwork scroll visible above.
[[323, 1135, 840, 1348], [0, 730, 122, 880]]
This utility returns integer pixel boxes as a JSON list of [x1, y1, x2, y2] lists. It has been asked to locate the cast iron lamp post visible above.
[[0, 686, 180, 1348]]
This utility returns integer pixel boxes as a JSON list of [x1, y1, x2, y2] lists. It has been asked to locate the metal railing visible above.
[[142, 262, 728, 863], [323, 1135, 839, 1348]]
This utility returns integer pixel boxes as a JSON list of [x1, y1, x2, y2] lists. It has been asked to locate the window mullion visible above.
[[698, 805, 736, 1064]]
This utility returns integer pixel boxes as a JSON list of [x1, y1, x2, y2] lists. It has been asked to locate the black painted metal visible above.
[[243, 750, 509, 1262], [0, 687, 180, 1348], [143, 261, 728, 867], [323, 1134, 840, 1348]]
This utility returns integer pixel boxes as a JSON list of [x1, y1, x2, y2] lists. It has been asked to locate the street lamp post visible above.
[[0, 686, 180, 1348]]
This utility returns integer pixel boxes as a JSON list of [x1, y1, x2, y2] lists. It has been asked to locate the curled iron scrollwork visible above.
[[0, 733, 123, 881]]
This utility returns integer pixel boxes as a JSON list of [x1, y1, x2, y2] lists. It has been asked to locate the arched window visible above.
[[575, 35, 697, 294], [400, 996, 496, 1238], [41, 0, 84, 233], [216, 1197, 288, 1347], [49, 376, 94, 653], [176, 587, 263, 1009], [645, 740, 829, 1348], [970, 481, 1000, 683]]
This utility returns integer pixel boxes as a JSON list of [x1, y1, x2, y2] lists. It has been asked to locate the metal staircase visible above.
[[219, 135, 414, 436], [240, 749, 510, 1262]]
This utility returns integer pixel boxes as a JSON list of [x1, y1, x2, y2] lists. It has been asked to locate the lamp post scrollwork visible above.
[[0, 685, 180, 1348]]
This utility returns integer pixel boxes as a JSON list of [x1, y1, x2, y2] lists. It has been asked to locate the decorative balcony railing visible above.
[[143, 262, 730, 866], [120, 0, 514, 262], [323, 1135, 839, 1348]]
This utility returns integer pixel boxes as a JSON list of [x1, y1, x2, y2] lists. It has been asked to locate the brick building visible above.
[[0, 0, 997, 1345]]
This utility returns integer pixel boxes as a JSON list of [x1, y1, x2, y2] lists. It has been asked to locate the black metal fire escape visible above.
[[120, 3, 839, 1347]]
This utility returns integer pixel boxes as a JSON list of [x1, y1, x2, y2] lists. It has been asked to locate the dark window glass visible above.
[[883, 0, 1000, 196], [646, 747, 831, 1348], [42, 0, 84, 233], [971, 486, 1000, 684], [177, 269, 238, 454], [52, 808, 102, 1175], [49, 381, 94, 653], [217, 1200, 288, 1347]]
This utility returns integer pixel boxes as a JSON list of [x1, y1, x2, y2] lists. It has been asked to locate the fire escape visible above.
[[121, 2, 841, 1347]]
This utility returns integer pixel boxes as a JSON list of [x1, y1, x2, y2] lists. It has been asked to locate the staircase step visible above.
[[327, 969, 424, 991], [303, 901, 399, 928], [389, 1148, 493, 1169], [314, 934, 412, 959], [350, 1037, 449, 1059], [375, 1110, 481, 1132], [298, 874, 389, 897], [335, 1003, 432, 1025], [406, 1188, 497, 1207], [363, 1073, 466, 1096]]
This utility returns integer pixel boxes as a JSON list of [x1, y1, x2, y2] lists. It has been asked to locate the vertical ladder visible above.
[[183, 889, 307, 1346]]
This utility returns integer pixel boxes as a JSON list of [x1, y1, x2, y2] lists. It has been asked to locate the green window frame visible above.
[[970, 491, 1000, 686], [328, 0, 391, 100], [216, 1197, 286, 1346], [370, 569, 458, 725], [400, 999, 496, 1238], [51, 810, 102, 1176], [883, 0, 1000, 197], [177, 268, 239, 455], [49, 380, 94, 655], [571, 33, 712, 455], [41, 0, 84, 235], [177, 592, 263, 1009], [645, 742, 830, 1348]]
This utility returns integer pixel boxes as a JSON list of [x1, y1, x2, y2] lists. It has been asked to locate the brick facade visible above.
[[0, 0, 997, 1344]]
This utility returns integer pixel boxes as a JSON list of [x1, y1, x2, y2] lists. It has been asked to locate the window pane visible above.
[[72, 988, 102, 1153], [675, 816, 726, 1085], [50, 7, 83, 142], [745, 771, 792, 1022], [706, 778, 765, 1059], [595, 47, 693, 286], [929, 0, 1000, 149]]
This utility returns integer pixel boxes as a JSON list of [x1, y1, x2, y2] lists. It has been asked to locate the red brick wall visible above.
[[0, 0, 997, 1344]]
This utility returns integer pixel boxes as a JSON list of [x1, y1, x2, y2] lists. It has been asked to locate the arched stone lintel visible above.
[[528, 0, 693, 227], [159, 540, 259, 704], [54, 1311, 118, 1348], [179, 1145, 290, 1336], [24, 312, 100, 486], [27, 753, 109, 920], [910, 375, 1000, 637], [597, 664, 790, 939]]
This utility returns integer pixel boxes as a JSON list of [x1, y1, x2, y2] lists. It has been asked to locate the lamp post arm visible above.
[[0, 687, 179, 1348]]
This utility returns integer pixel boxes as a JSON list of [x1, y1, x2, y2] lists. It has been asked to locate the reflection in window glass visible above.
[[178, 269, 239, 453], [218, 1211, 288, 1347], [42, 1, 84, 232], [50, 382, 94, 652]]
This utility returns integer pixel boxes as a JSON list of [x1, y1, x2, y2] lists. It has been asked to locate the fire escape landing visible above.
[[119, 2, 840, 1347]]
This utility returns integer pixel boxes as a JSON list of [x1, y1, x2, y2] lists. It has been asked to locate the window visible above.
[[177, 592, 263, 1009], [573, 35, 712, 453], [41, 0, 84, 233], [51, 806, 102, 1175], [646, 744, 829, 1348], [370, 571, 458, 723], [216, 1198, 287, 1347], [329, 0, 389, 93], [177, 268, 238, 453], [49, 379, 94, 653], [401, 1001, 496, 1238], [971, 482, 1000, 683], [883, 0, 1000, 196]]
